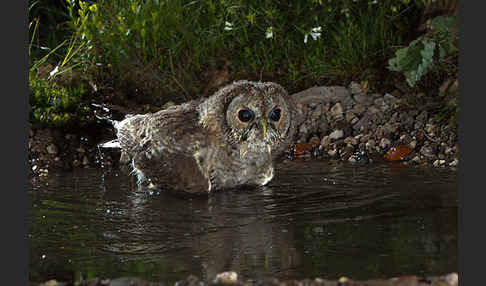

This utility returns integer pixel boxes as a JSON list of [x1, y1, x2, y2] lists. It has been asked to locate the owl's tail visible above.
[[92, 103, 121, 149]]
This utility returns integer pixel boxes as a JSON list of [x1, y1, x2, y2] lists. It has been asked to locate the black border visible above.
[[4, 0, 28, 285], [458, 1, 481, 286]]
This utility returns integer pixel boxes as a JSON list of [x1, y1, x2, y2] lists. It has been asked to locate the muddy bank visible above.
[[28, 81, 459, 177], [31, 271, 458, 286]]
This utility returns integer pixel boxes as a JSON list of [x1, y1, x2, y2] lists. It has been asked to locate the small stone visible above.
[[345, 111, 356, 122], [359, 134, 370, 143], [412, 156, 421, 163], [344, 136, 358, 146], [329, 129, 344, 140], [420, 145, 437, 159], [46, 144, 58, 155], [444, 146, 453, 155], [438, 153, 446, 160], [82, 156, 90, 166], [449, 159, 459, 167], [311, 106, 322, 119], [442, 272, 458, 286], [352, 103, 367, 115], [379, 138, 391, 149], [368, 105, 380, 114], [425, 123, 436, 136], [366, 139, 376, 150], [409, 140, 417, 149], [350, 117, 359, 125], [320, 136, 332, 147], [349, 81, 362, 94], [214, 271, 238, 284], [330, 103, 344, 119], [328, 149, 338, 157], [73, 159, 81, 167]]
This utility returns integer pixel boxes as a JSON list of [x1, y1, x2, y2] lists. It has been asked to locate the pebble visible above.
[[320, 136, 332, 147], [449, 159, 459, 167], [46, 144, 58, 155], [328, 149, 338, 157], [330, 102, 344, 119], [214, 271, 238, 284], [379, 138, 391, 149], [329, 130, 344, 140]]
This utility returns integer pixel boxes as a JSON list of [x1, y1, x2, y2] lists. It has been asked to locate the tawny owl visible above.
[[107, 80, 297, 194]]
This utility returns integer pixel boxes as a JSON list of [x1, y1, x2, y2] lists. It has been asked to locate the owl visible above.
[[110, 80, 297, 194]]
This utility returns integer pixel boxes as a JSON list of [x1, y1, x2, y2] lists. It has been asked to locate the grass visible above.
[[63, 0, 423, 102], [29, 0, 460, 129]]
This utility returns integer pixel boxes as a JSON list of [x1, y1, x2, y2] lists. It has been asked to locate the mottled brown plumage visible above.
[[114, 80, 297, 193]]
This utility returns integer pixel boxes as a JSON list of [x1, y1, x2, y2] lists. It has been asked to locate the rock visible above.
[[46, 144, 58, 155], [341, 145, 355, 160], [416, 110, 428, 124], [366, 139, 376, 151], [320, 136, 332, 148], [214, 271, 238, 284], [425, 123, 436, 136], [353, 114, 371, 133], [444, 146, 453, 155], [310, 105, 322, 119], [379, 138, 391, 149], [420, 144, 437, 159], [383, 93, 399, 107], [82, 156, 90, 166], [329, 129, 344, 140], [330, 102, 344, 119], [317, 116, 329, 135], [345, 111, 356, 122], [328, 148, 338, 157], [291, 86, 354, 109], [349, 81, 362, 94], [409, 139, 418, 149], [344, 136, 358, 146], [399, 134, 412, 144], [352, 103, 367, 115], [449, 159, 459, 167]]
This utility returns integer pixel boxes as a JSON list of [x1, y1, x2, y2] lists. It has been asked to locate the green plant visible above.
[[29, 76, 92, 128], [387, 14, 458, 87]]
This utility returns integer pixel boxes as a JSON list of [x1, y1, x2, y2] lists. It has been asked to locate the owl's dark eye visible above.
[[269, 108, 281, 121], [238, 109, 254, 122]]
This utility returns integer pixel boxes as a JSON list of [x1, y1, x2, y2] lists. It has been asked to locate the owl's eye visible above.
[[269, 108, 281, 121], [238, 109, 254, 122]]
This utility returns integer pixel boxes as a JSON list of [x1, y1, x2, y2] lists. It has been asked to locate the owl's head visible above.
[[199, 80, 296, 157]]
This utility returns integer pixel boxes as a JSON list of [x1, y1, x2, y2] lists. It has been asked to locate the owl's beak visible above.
[[260, 119, 267, 139]]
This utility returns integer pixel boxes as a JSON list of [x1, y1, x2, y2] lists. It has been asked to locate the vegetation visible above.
[[388, 14, 458, 87], [28, 0, 458, 129]]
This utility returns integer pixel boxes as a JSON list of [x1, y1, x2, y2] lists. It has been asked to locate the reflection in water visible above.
[[29, 160, 457, 283]]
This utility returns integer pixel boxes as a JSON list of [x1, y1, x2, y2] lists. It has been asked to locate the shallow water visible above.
[[29, 159, 458, 283]]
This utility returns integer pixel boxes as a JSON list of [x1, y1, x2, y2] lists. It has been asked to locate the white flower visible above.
[[265, 26, 274, 39], [224, 21, 233, 31], [371, 0, 377, 4], [49, 66, 59, 77], [304, 26, 322, 44]]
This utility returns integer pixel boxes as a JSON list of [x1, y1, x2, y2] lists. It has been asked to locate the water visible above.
[[29, 160, 458, 283]]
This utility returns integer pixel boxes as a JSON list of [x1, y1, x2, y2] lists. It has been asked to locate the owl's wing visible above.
[[116, 100, 209, 160]]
